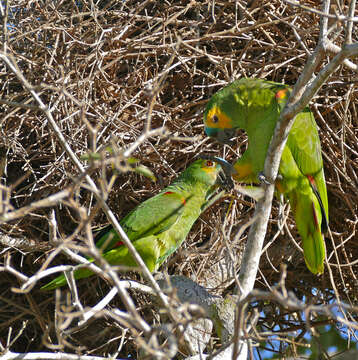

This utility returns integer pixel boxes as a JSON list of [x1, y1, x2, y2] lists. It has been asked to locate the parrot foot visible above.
[[258, 172, 283, 185], [258, 172, 272, 185]]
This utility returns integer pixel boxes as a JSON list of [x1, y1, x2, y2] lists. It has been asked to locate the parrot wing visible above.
[[287, 109, 322, 176], [41, 234, 163, 290], [95, 190, 188, 252], [286, 109, 329, 221]]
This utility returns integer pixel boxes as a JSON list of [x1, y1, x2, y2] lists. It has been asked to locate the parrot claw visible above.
[[258, 172, 272, 185]]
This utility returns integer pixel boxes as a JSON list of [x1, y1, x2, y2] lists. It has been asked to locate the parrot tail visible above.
[[41, 267, 94, 291], [290, 191, 326, 275], [306, 175, 329, 233]]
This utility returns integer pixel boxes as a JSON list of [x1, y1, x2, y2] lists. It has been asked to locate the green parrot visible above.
[[203, 78, 328, 275], [41, 158, 226, 290]]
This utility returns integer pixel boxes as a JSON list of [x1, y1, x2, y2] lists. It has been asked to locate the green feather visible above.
[[41, 159, 224, 290], [204, 78, 329, 275]]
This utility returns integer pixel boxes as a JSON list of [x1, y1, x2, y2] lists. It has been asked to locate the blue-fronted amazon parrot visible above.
[[41, 158, 227, 290], [203, 78, 329, 275]]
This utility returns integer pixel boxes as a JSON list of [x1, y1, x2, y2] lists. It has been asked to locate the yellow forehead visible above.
[[206, 105, 233, 129], [201, 161, 218, 176]]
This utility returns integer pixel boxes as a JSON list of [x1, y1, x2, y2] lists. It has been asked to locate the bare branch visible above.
[[1, 0, 357, 358]]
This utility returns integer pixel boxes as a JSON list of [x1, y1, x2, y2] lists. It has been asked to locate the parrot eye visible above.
[[205, 160, 214, 167], [212, 115, 219, 123]]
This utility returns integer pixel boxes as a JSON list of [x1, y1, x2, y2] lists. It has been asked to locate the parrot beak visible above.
[[215, 157, 237, 191], [205, 127, 237, 145], [217, 167, 234, 191]]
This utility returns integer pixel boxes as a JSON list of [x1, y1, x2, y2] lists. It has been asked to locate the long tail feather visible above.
[[301, 203, 326, 274], [290, 191, 326, 274]]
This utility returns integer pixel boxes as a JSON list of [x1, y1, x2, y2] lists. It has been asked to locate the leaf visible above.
[[133, 164, 156, 182], [80, 150, 156, 181]]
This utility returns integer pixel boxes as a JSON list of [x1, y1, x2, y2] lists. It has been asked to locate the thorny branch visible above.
[[0, 0, 357, 359]]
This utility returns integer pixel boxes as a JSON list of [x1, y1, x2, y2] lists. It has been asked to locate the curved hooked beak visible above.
[[205, 127, 237, 145]]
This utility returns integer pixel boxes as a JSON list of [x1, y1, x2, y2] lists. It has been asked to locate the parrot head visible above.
[[185, 158, 223, 186], [181, 158, 234, 191], [203, 91, 239, 145], [204, 79, 291, 145], [198, 155, 236, 190]]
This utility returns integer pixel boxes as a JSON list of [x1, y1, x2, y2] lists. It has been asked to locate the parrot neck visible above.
[[233, 105, 280, 179], [169, 178, 211, 201]]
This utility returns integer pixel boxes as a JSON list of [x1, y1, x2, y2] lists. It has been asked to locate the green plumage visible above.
[[41, 159, 224, 290], [204, 78, 328, 274]]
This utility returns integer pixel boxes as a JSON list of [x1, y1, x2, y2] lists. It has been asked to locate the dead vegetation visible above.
[[0, 0, 357, 359]]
